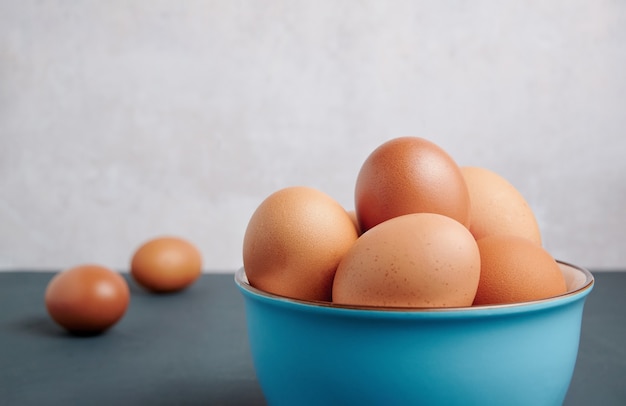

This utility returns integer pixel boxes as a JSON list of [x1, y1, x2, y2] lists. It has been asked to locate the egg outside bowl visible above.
[[235, 261, 594, 406]]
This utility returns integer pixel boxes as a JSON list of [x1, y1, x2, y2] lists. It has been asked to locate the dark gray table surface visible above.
[[1, 270, 624, 405]]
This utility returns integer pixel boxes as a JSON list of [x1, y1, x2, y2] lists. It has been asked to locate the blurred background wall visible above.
[[1, 1, 625, 272]]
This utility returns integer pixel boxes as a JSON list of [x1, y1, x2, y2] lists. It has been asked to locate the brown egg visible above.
[[45, 264, 130, 334], [243, 186, 359, 302], [332, 213, 481, 308], [131, 236, 202, 293], [346, 210, 362, 236], [461, 166, 542, 245], [355, 137, 470, 233], [473, 235, 567, 305]]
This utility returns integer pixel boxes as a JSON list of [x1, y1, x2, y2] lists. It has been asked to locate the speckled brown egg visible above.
[[461, 166, 542, 245], [243, 186, 359, 302], [473, 234, 567, 305], [332, 213, 481, 308], [355, 137, 471, 233]]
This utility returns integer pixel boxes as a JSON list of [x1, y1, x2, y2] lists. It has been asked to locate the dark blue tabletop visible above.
[[0, 271, 624, 405]]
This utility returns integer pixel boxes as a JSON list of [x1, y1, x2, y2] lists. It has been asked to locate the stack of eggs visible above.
[[243, 136, 566, 308]]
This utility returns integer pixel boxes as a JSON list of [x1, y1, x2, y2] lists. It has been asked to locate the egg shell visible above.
[[332, 213, 481, 308], [461, 166, 542, 245], [473, 234, 567, 305], [346, 210, 362, 236], [131, 236, 203, 293], [45, 264, 130, 334], [355, 137, 471, 233], [243, 186, 359, 302]]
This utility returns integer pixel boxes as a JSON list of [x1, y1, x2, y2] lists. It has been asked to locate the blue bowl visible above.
[[235, 261, 593, 406]]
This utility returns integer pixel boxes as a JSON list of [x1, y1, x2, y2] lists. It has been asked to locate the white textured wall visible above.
[[1, 1, 625, 272]]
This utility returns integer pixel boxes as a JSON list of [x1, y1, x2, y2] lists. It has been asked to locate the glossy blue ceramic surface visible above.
[[235, 262, 594, 406]]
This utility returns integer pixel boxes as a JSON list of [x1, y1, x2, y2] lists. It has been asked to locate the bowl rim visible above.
[[234, 260, 594, 314]]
